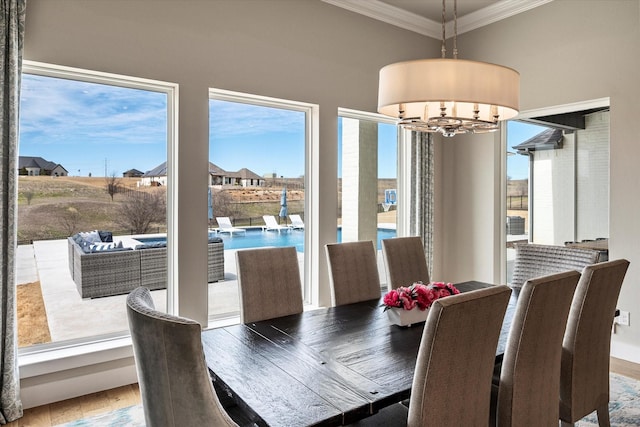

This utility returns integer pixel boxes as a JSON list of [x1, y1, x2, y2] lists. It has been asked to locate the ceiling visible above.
[[322, 0, 553, 39]]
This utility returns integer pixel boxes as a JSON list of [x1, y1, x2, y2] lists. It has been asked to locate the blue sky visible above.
[[19, 73, 397, 179], [19, 74, 168, 177], [506, 121, 548, 180], [19, 73, 533, 180]]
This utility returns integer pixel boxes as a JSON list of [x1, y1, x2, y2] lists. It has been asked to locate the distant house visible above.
[[139, 161, 264, 187], [225, 168, 264, 187], [138, 162, 168, 187], [122, 168, 144, 178], [208, 163, 226, 186], [18, 156, 68, 176]]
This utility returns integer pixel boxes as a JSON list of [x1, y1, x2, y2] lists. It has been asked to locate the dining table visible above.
[[201, 281, 518, 426]]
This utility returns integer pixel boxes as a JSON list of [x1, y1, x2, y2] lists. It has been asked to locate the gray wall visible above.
[[439, 0, 640, 361]]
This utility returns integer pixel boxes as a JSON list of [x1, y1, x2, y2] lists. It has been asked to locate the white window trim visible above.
[[336, 108, 407, 236], [501, 97, 610, 284], [208, 88, 319, 306], [18, 61, 179, 373]]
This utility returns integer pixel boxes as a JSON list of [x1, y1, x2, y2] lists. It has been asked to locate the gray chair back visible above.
[[560, 259, 630, 426], [496, 270, 580, 426], [236, 246, 303, 323], [126, 287, 237, 427], [381, 236, 430, 290], [511, 243, 599, 288], [325, 240, 381, 306], [407, 285, 512, 426]]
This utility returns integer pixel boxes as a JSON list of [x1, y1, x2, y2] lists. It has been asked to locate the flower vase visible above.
[[385, 307, 429, 327]]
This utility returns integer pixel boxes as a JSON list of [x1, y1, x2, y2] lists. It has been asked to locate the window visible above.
[[505, 102, 610, 283], [208, 89, 313, 320], [16, 62, 176, 350], [337, 109, 399, 286]]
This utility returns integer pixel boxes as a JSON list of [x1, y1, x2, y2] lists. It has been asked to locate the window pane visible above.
[[505, 110, 610, 282], [208, 96, 306, 323], [337, 113, 398, 287], [17, 72, 168, 348]]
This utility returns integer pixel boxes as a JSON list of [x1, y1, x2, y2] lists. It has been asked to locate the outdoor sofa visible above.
[[68, 231, 224, 298]]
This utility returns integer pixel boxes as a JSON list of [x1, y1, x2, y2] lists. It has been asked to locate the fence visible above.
[[507, 195, 528, 210]]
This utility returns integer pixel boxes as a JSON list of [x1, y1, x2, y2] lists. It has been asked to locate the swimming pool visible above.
[[215, 228, 396, 251], [135, 228, 397, 252]]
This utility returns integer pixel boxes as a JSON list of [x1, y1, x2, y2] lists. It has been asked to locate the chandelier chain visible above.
[[453, 0, 458, 59], [441, 0, 446, 59]]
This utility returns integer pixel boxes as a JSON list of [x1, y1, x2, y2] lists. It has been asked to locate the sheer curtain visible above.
[[0, 0, 26, 422], [408, 131, 434, 279]]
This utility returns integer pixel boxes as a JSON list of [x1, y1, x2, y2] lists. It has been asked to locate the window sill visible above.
[[19, 334, 134, 379]]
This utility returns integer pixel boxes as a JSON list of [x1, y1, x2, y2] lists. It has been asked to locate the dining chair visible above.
[[381, 236, 430, 290], [510, 243, 599, 288], [126, 287, 238, 427], [325, 240, 381, 306], [559, 259, 630, 427], [492, 270, 580, 427], [236, 246, 303, 323], [349, 285, 512, 426]]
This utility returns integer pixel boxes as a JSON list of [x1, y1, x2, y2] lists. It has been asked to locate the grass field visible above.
[[16, 176, 309, 242]]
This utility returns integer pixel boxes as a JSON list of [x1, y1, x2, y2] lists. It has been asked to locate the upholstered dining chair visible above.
[[349, 285, 512, 426], [381, 236, 430, 290], [560, 259, 630, 427], [325, 240, 381, 306], [126, 287, 238, 427], [492, 270, 580, 427], [510, 243, 600, 288], [236, 246, 303, 323]]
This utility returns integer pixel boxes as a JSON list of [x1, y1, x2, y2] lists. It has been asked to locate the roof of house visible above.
[[232, 168, 263, 180], [18, 156, 61, 171], [208, 162, 226, 175], [123, 168, 144, 175], [144, 161, 261, 180], [513, 128, 564, 153], [142, 162, 167, 177]]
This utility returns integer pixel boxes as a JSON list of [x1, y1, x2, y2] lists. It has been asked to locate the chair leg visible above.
[[596, 403, 611, 427], [560, 422, 574, 427]]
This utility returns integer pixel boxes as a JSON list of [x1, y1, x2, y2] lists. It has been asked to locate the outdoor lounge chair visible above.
[[216, 217, 246, 236], [262, 215, 291, 233], [289, 214, 305, 230]]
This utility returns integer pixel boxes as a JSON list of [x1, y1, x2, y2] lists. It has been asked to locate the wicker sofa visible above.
[[510, 243, 600, 289], [68, 232, 224, 298]]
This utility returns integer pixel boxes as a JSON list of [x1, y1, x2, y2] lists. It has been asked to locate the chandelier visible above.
[[377, 0, 520, 137]]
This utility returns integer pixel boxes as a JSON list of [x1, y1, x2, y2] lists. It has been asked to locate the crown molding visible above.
[[450, 0, 554, 36], [321, 0, 441, 38], [322, 0, 554, 40]]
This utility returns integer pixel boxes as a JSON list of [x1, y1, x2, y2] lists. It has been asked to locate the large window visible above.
[[16, 62, 176, 349], [337, 109, 399, 287], [208, 89, 311, 320], [505, 104, 610, 282]]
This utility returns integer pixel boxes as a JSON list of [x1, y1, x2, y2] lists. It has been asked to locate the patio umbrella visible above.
[[208, 187, 213, 220], [279, 186, 287, 224]]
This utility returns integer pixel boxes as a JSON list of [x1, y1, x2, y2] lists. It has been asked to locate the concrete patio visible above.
[[17, 239, 246, 343]]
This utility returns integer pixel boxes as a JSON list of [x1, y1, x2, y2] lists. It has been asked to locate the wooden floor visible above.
[[7, 357, 640, 426], [6, 384, 140, 427]]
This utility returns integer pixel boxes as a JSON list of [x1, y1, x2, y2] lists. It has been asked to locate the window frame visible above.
[[17, 61, 178, 371], [208, 88, 318, 305]]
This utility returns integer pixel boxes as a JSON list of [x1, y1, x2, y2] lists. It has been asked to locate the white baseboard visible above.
[[20, 357, 137, 409], [611, 340, 640, 365]]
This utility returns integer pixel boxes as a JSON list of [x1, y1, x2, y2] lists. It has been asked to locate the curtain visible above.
[[409, 131, 434, 278], [0, 0, 26, 423]]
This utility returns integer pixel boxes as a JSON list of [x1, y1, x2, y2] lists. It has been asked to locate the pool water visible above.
[[136, 228, 397, 252], [216, 228, 396, 251]]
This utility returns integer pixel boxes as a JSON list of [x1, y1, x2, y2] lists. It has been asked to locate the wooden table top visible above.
[[202, 281, 517, 427], [566, 239, 608, 251]]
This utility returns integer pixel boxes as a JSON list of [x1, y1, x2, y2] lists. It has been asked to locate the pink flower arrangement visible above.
[[382, 282, 460, 312]]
